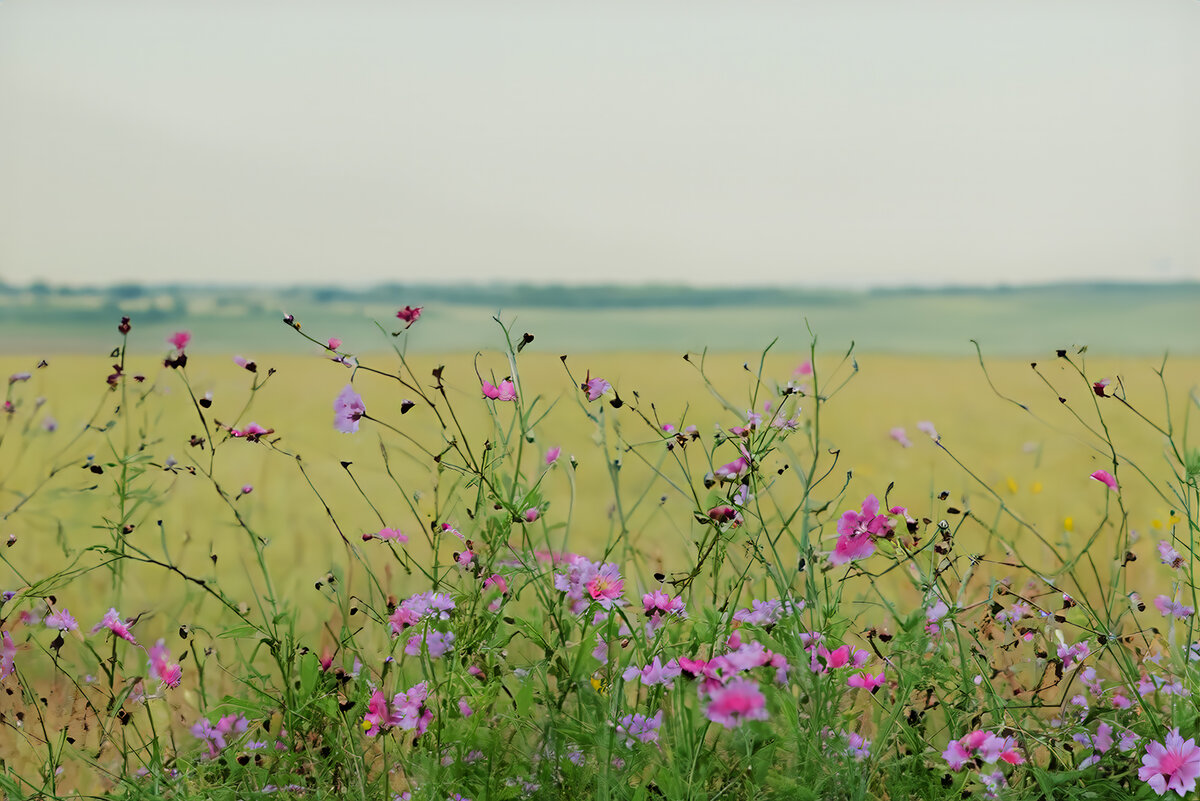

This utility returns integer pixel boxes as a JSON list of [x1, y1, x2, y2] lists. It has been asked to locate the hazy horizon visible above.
[[2, 1, 1197, 289]]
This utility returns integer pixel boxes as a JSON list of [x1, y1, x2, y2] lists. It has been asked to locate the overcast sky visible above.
[[1, 1, 1197, 288]]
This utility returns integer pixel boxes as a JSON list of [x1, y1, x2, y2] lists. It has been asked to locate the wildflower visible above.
[[734, 599, 792, 627], [326, 337, 342, 350], [191, 714, 248, 758], [405, 630, 455, 659], [1058, 640, 1090, 670], [830, 494, 893, 566], [1093, 378, 1111, 397], [523, 508, 539, 523], [1139, 728, 1200, 796], [232, 355, 257, 372], [889, 427, 912, 447], [458, 697, 473, 718], [481, 379, 517, 401], [1154, 595, 1195, 619], [367, 527, 409, 544], [585, 563, 625, 609], [334, 385, 365, 433], [545, 446, 561, 465], [9, 372, 32, 384], [622, 656, 682, 689], [642, 590, 686, 621], [582, 376, 611, 402], [0, 631, 14, 680], [396, 306, 422, 328], [91, 608, 137, 644], [707, 505, 743, 526], [916, 420, 939, 439], [1158, 541, 1186, 569], [230, 422, 273, 442], [847, 671, 886, 690], [148, 639, 182, 688], [363, 690, 399, 736], [615, 710, 662, 747], [795, 360, 813, 376], [714, 454, 750, 481], [393, 681, 433, 735], [845, 732, 871, 761], [1090, 469, 1118, 491], [705, 677, 769, 729], [44, 609, 78, 631], [167, 331, 191, 351], [943, 730, 1023, 770], [388, 591, 455, 634]]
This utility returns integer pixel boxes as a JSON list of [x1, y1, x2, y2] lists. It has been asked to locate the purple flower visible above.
[[44, 609, 78, 631], [334, 384, 365, 433], [615, 710, 662, 747]]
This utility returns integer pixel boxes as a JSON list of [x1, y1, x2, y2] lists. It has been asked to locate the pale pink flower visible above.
[[167, 331, 191, 351], [334, 384, 365, 433], [148, 639, 182, 688], [482, 380, 517, 401], [233, 355, 256, 371], [44, 609, 78, 631], [1158, 541, 1186, 569], [1139, 728, 1200, 796], [705, 677, 769, 729], [583, 376, 611, 402], [916, 420, 939, 439], [622, 656, 682, 689], [889, 427, 912, 448], [794, 360, 813, 376], [1090, 469, 1118, 491], [715, 455, 750, 481], [0, 631, 14, 680], [458, 697, 473, 717], [847, 671, 886, 690], [1155, 595, 1195, 619]]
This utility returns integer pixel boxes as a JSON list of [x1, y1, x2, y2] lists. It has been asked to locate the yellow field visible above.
[[1, 349, 1194, 637]]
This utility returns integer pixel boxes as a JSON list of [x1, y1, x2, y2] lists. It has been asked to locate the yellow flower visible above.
[[1152, 519, 1164, 530], [1006, 477, 1019, 494], [1063, 516, 1074, 532], [1030, 481, 1043, 495]]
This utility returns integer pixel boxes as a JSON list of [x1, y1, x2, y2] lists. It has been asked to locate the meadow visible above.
[[0, 302, 1197, 799]]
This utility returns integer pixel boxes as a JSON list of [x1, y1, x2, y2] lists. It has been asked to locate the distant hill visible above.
[[0, 281, 1196, 356]]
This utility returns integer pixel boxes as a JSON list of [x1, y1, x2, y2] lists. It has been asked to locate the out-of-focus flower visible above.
[[396, 306, 423, 328], [705, 677, 769, 729], [168, 331, 191, 351], [149, 639, 183, 688], [334, 385, 366, 433], [889, 427, 912, 448]]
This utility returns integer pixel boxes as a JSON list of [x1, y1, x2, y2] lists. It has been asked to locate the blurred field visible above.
[[2, 340, 1194, 643]]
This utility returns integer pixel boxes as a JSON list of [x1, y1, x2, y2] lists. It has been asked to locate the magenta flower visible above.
[[714, 455, 750, 481], [230, 422, 272, 442], [830, 494, 894, 566], [458, 697, 473, 718], [545, 446, 561, 465], [167, 331, 191, 351], [91, 608, 137, 644], [149, 639, 183, 688], [583, 376, 611, 402], [396, 306, 423, 328], [943, 730, 1024, 771], [481, 379, 517, 401], [326, 337, 342, 350], [1139, 728, 1200, 796], [523, 508, 539, 523], [1093, 378, 1111, 397], [334, 384, 366, 433], [363, 690, 397, 736], [794, 360, 813, 376], [368, 527, 409, 544], [705, 677, 769, 729], [240, 485, 253, 495], [847, 671, 886, 690], [1090, 469, 1118, 491]]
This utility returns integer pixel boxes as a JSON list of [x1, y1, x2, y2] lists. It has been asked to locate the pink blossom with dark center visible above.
[[396, 306, 423, 328]]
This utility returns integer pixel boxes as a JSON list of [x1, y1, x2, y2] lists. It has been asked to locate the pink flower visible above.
[[396, 306, 423, 328], [0, 631, 15, 680], [705, 677, 769, 729], [1139, 728, 1200, 796], [916, 420, 939, 440], [1159, 541, 1186, 569], [232, 355, 257, 372], [458, 697, 473, 718], [545, 446, 561, 465], [585, 563, 625, 609], [848, 671, 886, 690], [830, 494, 894, 566], [523, 508, 539, 523], [707, 506, 743, 526], [368, 527, 409, 544], [240, 485, 253, 495], [1093, 378, 1111, 397], [794, 360, 813, 376], [482, 380, 517, 401], [148, 639, 182, 688], [715, 456, 750, 481], [91, 608, 137, 644], [167, 331, 191, 351], [622, 656, 682, 688], [1155, 595, 1196, 619], [405, 630, 455, 659], [334, 385, 366, 433], [326, 337, 342, 350], [1090, 469, 1118, 491], [44, 609, 78, 631], [889, 427, 912, 448], [583, 376, 611, 402]]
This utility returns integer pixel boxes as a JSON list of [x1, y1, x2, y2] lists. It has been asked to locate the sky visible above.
[[1, 1, 1197, 289]]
